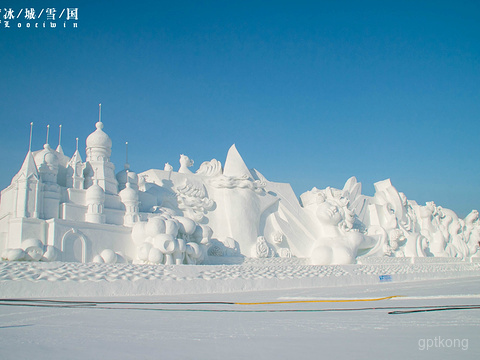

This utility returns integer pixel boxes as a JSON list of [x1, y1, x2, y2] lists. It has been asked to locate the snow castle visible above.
[[1, 108, 479, 265]]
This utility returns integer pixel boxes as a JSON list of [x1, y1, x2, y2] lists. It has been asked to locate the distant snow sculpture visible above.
[[178, 154, 194, 174], [0, 106, 478, 265]]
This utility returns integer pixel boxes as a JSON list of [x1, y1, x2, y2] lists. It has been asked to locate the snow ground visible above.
[[1, 275, 479, 360]]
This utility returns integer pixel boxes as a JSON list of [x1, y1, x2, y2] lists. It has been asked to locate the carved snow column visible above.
[[85, 121, 118, 195], [119, 180, 140, 227], [85, 179, 106, 224], [37, 145, 61, 220]]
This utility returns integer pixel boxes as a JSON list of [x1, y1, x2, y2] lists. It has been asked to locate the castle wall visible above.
[[46, 219, 133, 262]]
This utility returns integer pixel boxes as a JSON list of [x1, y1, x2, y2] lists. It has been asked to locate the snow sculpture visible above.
[[0, 106, 478, 265], [301, 186, 376, 265], [253, 236, 272, 258], [179, 155, 194, 174], [131, 211, 210, 265]]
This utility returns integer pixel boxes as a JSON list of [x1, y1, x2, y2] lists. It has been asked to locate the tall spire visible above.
[[125, 141, 130, 169], [45, 124, 50, 145], [58, 125, 62, 146], [56, 125, 64, 154], [98, 103, 102, 123], [75, 137, 79, 152], [28, 122, 33, 152]]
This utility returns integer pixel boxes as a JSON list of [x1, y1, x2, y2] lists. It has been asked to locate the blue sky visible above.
[[1, 0, 479, 217]]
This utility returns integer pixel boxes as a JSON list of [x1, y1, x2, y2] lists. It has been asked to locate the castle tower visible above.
[[34, 143, 61, 219], [85, 177, 106, 224], [119, 174, 140, 227], [12, 151, 40, 219], [66, 138, 85, 189], [84, 104, 118, 194]]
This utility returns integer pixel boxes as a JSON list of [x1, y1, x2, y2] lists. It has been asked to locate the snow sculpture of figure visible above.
[[164, 162, 173, 172], [179, 155, 194, 174], [302, 187, 377, 265], [464, 210, 480, 256], [436, 206, 469, 259], [383, 229, 406, 257], [415, 202, 448, 257]]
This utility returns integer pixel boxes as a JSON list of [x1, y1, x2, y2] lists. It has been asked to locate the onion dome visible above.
[[86, 122, 112, 151], [34, 144, 59, 169], [86, 180, 105, 203], [117, 165, 139, 190], [33, 145, 59, 184], [119, 182, 138, 203]]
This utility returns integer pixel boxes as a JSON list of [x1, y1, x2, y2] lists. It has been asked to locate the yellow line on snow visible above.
[[235, 295, 403, 305]]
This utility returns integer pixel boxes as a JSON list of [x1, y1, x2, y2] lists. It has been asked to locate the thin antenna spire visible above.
[[126, 141, 129, 164], [28, 122, 33, 152], [46, 125, 50, 145], [75, 137, 79, 152], [98, 103, 102, 123], [58, 125, 62, 146]]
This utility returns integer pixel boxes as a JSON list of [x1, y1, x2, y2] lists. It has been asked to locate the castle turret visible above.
[[84, 105, 118, 194], [119, 176, 139, 227], [66, 138, 85, 189], [12, 151, 40, 219], [34, 144, 61, 219], [85, 178, 106, 224]]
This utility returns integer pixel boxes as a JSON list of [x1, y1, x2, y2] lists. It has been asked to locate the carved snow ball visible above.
[[137, 242, 152, 261], [176, 238, 187, 253], [174, 216, 197, 235], [185, 242, 203, 264], [42, 246, 58, 262], [148, 248, 164, 264], [93, 255, 104, 263], [164, 219, 180, 236], [7, 248, 26, 261], [22, 239, 44, 261], [145, 217, 166, 237], [100, 249, 117, 264], [193, 225, 213, 245], [153, 234, 177, 254], [132, 222, 147, 245]]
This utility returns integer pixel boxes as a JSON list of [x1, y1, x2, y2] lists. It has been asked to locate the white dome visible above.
[[34, 144, 59, 169], [116, 167, 138, 187], [86, 182, 105, 203], [119, 182, 138, 203], [86, 122, 112, 150]]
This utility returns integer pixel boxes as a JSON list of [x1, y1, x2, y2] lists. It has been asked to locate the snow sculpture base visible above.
[[1, 259, 479, 298]]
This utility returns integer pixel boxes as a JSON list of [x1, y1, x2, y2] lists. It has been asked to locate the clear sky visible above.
[[1, 0, 479, 217]]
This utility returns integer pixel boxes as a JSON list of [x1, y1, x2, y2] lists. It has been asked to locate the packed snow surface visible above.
[[0, 261, 479, 359]]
